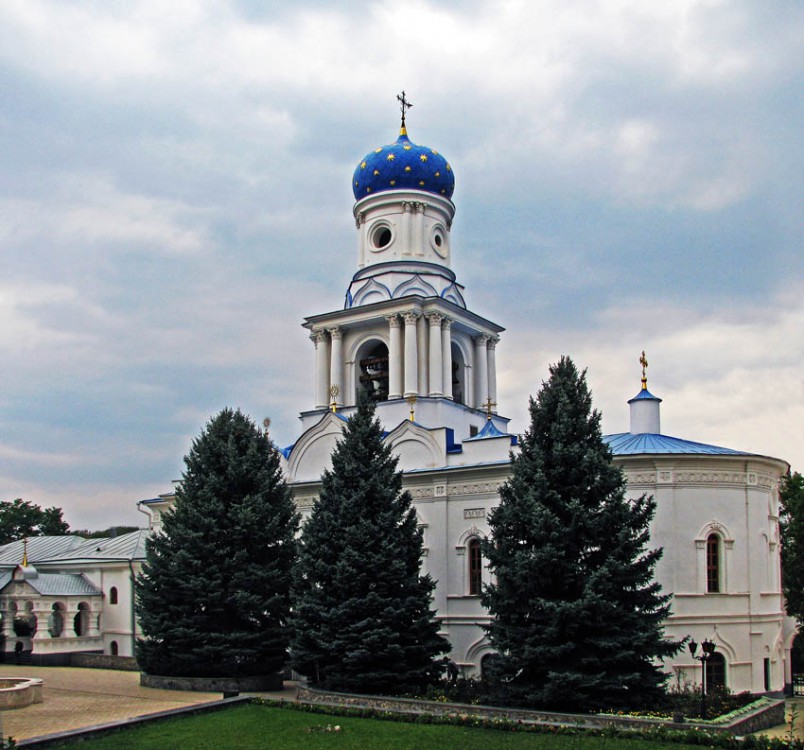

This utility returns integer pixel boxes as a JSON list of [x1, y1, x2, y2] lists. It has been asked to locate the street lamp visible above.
[[688, 638, 717, 719]]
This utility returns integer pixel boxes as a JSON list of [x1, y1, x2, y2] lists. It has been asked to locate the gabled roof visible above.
[[39, 530, 149, 563], [604, 432, 750, 456], [4, 569, 103, 597], [464, 420, 517, 445], [0, 536, 88, 567]]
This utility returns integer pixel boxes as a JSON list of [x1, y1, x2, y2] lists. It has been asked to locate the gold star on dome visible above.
[[360, 161, 367, 169], [446, 164, 451, 171], [419, 180, 425, 186], [404, 166, 411, 172], [366, 187, 372, 193], [434, 171, 440, 177], [387, 153, 395, 161], [354, 180, 358, 186], [390, 179, 396, 186], [441, 189, 446, 194], [431, 150, 438, 155], [420, 154, 428, 162], [403, 145, 412, 151], [373, 169, 380, 175]]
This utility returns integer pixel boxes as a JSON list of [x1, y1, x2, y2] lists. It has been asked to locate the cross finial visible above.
[[397, 90, 413, 131], [639, 350, 649, 390], [406, 394, 417, 421], [329, 384, 340, 413], [483, 397, 497, 421]]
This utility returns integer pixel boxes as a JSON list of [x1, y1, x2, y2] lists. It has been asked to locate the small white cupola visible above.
[[628, 351, 662, 434]]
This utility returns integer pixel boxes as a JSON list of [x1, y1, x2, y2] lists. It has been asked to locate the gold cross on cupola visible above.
[[484, 397, 497, 421], [397, 90, 413, 130], [406, 394, 417, 421], [640, 350, 649, 390]]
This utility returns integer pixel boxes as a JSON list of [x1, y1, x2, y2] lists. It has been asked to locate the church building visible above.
[[3, 105, 794, 694]]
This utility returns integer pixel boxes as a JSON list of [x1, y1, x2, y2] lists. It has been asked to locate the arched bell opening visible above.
[[356, 340, 390, 403], [451, 342, 467, 405]]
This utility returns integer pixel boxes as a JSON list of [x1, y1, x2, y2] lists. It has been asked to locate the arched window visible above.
[[468, 538, 483, 595], [357, 341, 389, 403], [109, 586, 118, 605], [706, 534, 721, 593], [706, 652, 726, 692], [74, 602, 89, 637], [110, 641, 119, 656], [48, 603, 64, 637], [451, 343, 466, 405]]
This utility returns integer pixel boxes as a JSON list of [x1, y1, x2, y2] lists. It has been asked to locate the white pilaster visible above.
[[441, 318, 453, 400], [328, 327, 343, 405], [403, 312, 420, 397], [402, 201, 413, 256], [427, 313, 444, 396], [417, 314, 428, 395], [387, 315, 403, 400], [312, 330, 330, 409], [487, 336, 499, 413], [474, 334, 490, 409]]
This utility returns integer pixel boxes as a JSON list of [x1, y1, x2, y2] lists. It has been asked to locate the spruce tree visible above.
[[290, 399, 449, 694], [136, 408, 299, 677], [482, 356, 678, 711], [780, 472, 804, 625]]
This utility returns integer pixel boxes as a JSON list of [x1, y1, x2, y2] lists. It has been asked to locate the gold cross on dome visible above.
[[397, 90, 413, 128], [639, 351, 649, 389], [483, 397, 497, 421], [406, 394, 417, 421]]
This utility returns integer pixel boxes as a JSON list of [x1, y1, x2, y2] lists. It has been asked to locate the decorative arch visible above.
[[441, 284, 466, 308], [393, 275, 439, 300], [353, 337, 390, 404], [48, 602, 66, 637], [351, 278, 393, 306], [466, 635, 495, 671], [384, 421, 444, 471], [450, 334, 474, 406], [109, 586, 118, 605], [287, 412, 347, 483]]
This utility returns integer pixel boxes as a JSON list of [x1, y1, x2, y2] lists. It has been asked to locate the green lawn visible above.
[[45, 703, 705, 750]]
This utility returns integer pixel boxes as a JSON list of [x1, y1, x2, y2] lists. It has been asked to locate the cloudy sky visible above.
[[1, 0, 802, 530]]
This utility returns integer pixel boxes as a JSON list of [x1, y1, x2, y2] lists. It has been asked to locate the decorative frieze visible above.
[[464, 508, 486, 519], [295, 496, 317, 508], [448, 482, 500, 497]]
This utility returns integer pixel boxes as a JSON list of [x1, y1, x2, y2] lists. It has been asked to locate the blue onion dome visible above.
[[352, 127, 455, 200]]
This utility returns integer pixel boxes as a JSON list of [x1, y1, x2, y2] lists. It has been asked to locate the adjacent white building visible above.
[[2, 117, 793, 693]]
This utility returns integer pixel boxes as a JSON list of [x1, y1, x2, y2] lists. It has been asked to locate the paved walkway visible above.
[[0, 665, 298, 742]]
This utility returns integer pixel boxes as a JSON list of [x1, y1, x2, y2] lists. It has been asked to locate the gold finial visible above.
[[397, 90, 412, 134], [483, 397, 497, 421], [406, 394, 417, 421], [21, 537, 28, 567], [329, 384, 340, 413], [262, 417, 271, 437], [639, 350, 649, 390]]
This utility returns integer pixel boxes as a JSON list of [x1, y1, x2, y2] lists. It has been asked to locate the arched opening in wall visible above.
[[468, 538, 483, 595], [357, 341, 389, 403], [110, 641, 119, 656], [48, 603, 65, 637], [706, 652, 727, 692], [74, 602, 89, 637], [451, 343, 466, 404], [706, 534, 721, 593], [13, 603, 36, 637], [481, 653, 502, 680], [109, 586, 118, 605]]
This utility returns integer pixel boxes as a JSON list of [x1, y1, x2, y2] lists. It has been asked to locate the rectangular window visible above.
[[706, 535, 720, 593]]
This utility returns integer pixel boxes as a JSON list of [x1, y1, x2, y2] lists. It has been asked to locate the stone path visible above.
[[0, 664, 297, 742]]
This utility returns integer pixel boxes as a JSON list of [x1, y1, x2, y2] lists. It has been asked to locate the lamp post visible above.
[[688, 638, 717, 719]]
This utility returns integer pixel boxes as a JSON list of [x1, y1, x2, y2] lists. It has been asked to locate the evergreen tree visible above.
[[482, 356, 679, 711], [136, 408, 298, 677], [290, 399, 449, 694], [780, 472, 804, 624]]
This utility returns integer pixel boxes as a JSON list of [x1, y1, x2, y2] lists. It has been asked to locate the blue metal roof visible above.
[[353, 129, 455, 200], [628, 388, 662, 404], [604, 432, 750, 456], [465, 420, 517, 445]]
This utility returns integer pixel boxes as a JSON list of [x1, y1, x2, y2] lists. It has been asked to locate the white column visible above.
[[474, 334, 489, 409], [417, 314, 428, 396], [487, 336, 499, 414], [387, 315, 403, 399], [328, 327, 343, 405], [403, 312, 419, 397], [402, 201, 413, 256], [427, 313, 444, 396], [441, 318, 453, 400], [312, 330, 330, 409]]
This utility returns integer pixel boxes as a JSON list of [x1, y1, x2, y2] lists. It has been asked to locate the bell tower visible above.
[[300, 97, 507, 438]]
